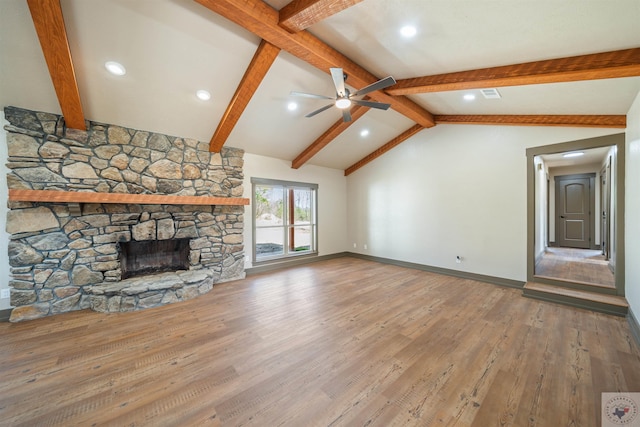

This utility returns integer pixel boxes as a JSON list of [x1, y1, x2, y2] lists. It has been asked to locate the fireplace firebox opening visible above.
[[120, 239, 191, 279]]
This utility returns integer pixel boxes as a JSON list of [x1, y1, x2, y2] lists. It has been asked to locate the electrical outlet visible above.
[[364, 244, 368, 250], [456, 256, 462, 264], [353, 243, 357, 249], [1, 289, 10, 299]]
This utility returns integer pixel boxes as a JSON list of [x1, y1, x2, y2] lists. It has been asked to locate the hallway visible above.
[[535, 247, 615, 287]]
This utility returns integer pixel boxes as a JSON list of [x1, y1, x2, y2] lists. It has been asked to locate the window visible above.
[[252, 178, 318, 263]]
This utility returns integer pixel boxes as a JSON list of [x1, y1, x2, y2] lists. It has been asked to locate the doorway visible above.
[[526, 133, 625, 296]]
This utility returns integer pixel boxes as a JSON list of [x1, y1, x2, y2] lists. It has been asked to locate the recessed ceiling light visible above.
[[563, 152, 584, 158], [196, 90, 211, 101], [105, 61, 126, 76], [287, 102, 298, 111], [463, 93, 476, 101], [400, 25, 417, 38], [360, 129, 370, 137]]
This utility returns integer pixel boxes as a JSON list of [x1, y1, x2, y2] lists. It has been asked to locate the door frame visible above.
[[554, 173, 596, 249], [600, 159, 611, 260], [526, 133, 625, 296]]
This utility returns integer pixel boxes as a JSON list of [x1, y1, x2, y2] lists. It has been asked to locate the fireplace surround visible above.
[[4, 106, 247, 322]]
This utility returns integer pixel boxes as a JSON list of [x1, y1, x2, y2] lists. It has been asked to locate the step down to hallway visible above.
[[523, 282, 628, 316]]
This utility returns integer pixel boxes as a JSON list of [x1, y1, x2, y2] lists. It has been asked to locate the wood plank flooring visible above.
[[535, 247, 615, 288], [1, 257, 639, 426]]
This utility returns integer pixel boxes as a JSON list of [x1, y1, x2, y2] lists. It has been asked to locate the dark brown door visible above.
[[556, 175, 592, 249]]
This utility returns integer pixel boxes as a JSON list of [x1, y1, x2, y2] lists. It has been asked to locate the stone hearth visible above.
[[84, 269, 216, 313], [4, 106, 246, 322]]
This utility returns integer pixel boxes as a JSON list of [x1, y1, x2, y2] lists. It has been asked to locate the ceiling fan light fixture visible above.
[[287, 102, 298, 111], [292, 67, 395, 122], [335, 98, 351, 109]]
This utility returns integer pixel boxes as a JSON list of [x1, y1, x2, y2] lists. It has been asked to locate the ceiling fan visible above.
[[290, 68, 396, 122]]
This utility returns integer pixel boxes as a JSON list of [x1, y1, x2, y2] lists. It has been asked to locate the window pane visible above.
[[255, 185, 283, 225], [255, 227, 284, 259], [292, 188, 313, 225], [290, 226, 313, 252]]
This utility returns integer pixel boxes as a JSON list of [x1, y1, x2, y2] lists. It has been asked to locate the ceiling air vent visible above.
[[480, 88, 501, 99]]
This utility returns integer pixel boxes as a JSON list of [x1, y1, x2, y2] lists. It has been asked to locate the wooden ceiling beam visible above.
[[279, 0, 365, 32], [27, 0, 86, 130], [434, 115, 626, 128], [388, 48, 640, 95], [194, 0, 435, 129], [344, 125, 424, 176], [292, 104, 367, 169], [209, 40, 281, 152]]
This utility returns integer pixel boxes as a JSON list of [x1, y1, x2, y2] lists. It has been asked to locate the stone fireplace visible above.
[[4, 106, 247, 322]]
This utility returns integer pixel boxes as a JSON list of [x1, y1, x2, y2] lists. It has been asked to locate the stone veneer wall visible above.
[[4, 106, 245, 322]]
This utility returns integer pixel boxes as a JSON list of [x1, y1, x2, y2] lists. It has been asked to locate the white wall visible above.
[[626, 91, 640, 318], [243, 153, 348, 268], [1, 112, 11, 311], [346, 124, 619, 282]]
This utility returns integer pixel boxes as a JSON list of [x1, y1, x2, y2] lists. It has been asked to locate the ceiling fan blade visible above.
[[342, 109, 352, 122], [290, 91, 333, 100], [305, 103, 334, 118], [352, 99, 391, 110], [351, 76, 396, 97], [330, 67, 347, 97]]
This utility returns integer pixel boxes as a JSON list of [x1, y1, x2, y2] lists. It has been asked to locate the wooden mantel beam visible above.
[[434, 115, 626, 128], [27, 0, 86, 130], [279, 0, 365, 32], [194, 0, 435, 130], [388, 48, 640, 95], [209, 40, 281, 152], [8, 189, 249, 206]]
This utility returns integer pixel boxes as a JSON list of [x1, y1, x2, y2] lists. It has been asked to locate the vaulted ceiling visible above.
[[2, 0, 640, 174]]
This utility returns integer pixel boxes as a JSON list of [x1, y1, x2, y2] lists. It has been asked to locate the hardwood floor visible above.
[[535, 247, 615, 288], [1, 257, 638, 426]]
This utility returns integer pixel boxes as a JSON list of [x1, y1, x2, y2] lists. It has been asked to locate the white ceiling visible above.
[[541, 146, 612, 168], [1, 0, 639, 171]]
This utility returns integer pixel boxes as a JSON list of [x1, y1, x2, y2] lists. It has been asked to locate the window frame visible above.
[[251, 178, 318, 264]]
